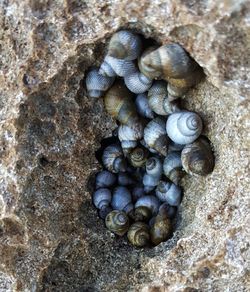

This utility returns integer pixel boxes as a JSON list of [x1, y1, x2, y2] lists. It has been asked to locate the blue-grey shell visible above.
[[93, 188, 112, 209], [146, 157, 163, 178], [124, 71, 152, 94], [132, 186, 145, 201], [86, 67, 115, 97], [102, 144, 127, 173], [135, 195, 160, 216], [100, 56, 136, 77], [143, 173, 160, 193], [155, 181, 182, 206], [135, 93, 154, 119], [163, 152, 182, 177], [96, 170, 116, 189], [111, 186, 133, 213], [118, 173, 135, 186]]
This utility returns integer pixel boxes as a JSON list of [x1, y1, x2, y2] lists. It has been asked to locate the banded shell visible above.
[[111, 186, 133, 214], [92, 188, 112, 210], [156, 181, 182, 206], [86, 67, 115, 97], [150, 211, 172, 245], [95, 170, 116, 189], [135, 93, 154, 119], [108, 30, 142, 60], [138, 46, 159, 79], [105, 210, 130, 236], [135, 195, 160, 218], [124, 71, 153, 94], [104, 81, 138, 126], [181, 136, 215, 176], [146, 157, 163, 178], [139, 43, 198, 80], [166, 111, 203, 145], [144, 117, 169, 156], [163, 152, 185, 185], [127, 222, 150, 247], [99, 56, 137, 77], [102, 144, 127, 173], [143, 173, 160, 193], [129, 147, 148, 168]]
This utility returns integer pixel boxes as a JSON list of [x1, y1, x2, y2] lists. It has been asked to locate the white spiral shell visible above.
[[166, 111, 203, 145], [86, 68, 115, 97], [100, 56, 137, 77], [135, 93, 154, 119], [124, 71, 153, 94], [108, 30, 142, 60]]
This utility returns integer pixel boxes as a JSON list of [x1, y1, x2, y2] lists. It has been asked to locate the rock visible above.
[[0, 0, 249, 291]]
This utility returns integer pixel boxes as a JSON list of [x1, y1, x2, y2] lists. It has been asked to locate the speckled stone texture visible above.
[[0, 1, 249, 291]]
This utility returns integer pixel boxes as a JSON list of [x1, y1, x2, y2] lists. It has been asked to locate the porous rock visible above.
[[0, 1, 249, 291]]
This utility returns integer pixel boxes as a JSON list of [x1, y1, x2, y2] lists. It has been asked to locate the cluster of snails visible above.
[[86, 30, 215, 248]]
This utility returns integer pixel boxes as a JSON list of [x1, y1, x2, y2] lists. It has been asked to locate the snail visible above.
[[143, 173, 160, 193], [134, 195, 160, 221], [124, 71, 153, 94], [168, 140, 185, 153], [85, 67, 115, 97], [107, 30, 142, 61], [104, 81, 139, 126], [166, 111, 203, 145], [140, 139, 158, 154], [146, 157, 163, 178], [132, 186, 145, 202], [148, 81, 180, 116], [163, 152, 185, 185], [95, 170, 116, 189], [181, 136, 215, 176], [139, 43, 198, 80], [144, 117, 169, 156], [105, 210, 130, 236], [127, 222, 150, 247], [138, 46, 159, 79], [155, 180, 182, 206], [167, 68, 204, 99], [129, 147, 148, 168], [99, 56, 137, 77], [135, 93, 154, 119], [159, 202, 177, 220], [150, 208, 172, 245], [111, 186, 133, 214], [118, 172, 135, 186], [118, 122, 144, 155], [92, 188, 112, 219], [102, 144, 127, 173]]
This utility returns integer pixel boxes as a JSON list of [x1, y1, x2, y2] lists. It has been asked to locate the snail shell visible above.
[[139, 43, 198, 80], [118, 172, 135, 186], [146, 157, 163, 178], [129, 147, 148, 168], [150, 211, 172, 245], [144, 117, 169, 156], [102, 144, 127, 173], [166, 111, 203, 145], [143, 173, 160, 193], [108, 30, 142, 60], [124, 71, 153, 94], [138, 46, 159, 79], [99, 56, 137, 77], [132, 186, 145, 202], [155, 180, 182, 206], [92, 188, 112, 210], [168, 140, 185, 153], [111, 186, 133, 214], [181, 136, 215, 176], [135, 93, 154, 119], [105, 210, 130, 236], [159, 202, 177, 220], [104, 81, 138, 126], [140, 139, 158, 154], [135, 195, 160, 221], [98, 206, 113, 220], [86, 67, 115, 97], [127, 222, 150, 247], [118, 122, 144, 155], [163, 152, 185, 185], [95, 170, 116, 189]]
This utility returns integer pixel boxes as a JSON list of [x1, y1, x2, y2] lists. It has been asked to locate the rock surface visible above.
[[0, 0, 249, 291]]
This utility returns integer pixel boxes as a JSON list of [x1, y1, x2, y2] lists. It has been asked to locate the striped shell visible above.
[[102, 144, 127, 173], [146, 157, 163, 178], [127, 222, 150, 247], [129, 147, 148, 168], [166, 111, 203, 145], [124, 71, 152, 94], [163, 152, 185, 185]]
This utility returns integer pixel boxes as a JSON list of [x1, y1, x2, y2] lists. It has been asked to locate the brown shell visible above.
[[150, 213, 172, 245], [127, 222, 150, 247], [105, 210, 130, 236], [129, 147, 148, 168]]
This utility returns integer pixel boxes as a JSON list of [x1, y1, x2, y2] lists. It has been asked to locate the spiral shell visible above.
[[86, 68, 115, 97], [155, 181, 182, 206], [139, 43, 198, 80], [144, 117, 169, 156], [102, 144, 127, 173], [138, 46, 159, 79], [95, 170, 116, 189], [99, 56, 137, 77], [127, 222, 150, 247], [104, 81, 138, 126], [135, 93, 154, 119], [105, 210, 130, 236], [129, 147, 148, 168], [124, 71, 153, 94], [140, 139, 158, 154], [135, 195, 160, 219], [142, 173, 160, 193], [118, 122, 144, 155], [150, 211, 172, 245], [118, 172, 135, 186], [92, 188, 112, 210], [166, 111, 203, 145], [146, 157, 163, 178], [108, 30, 142, 60], [159, 202, 177, 220], [163, 152, 185, 185], [181, 136, 215, 176], [111, 186, 133, 214]]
